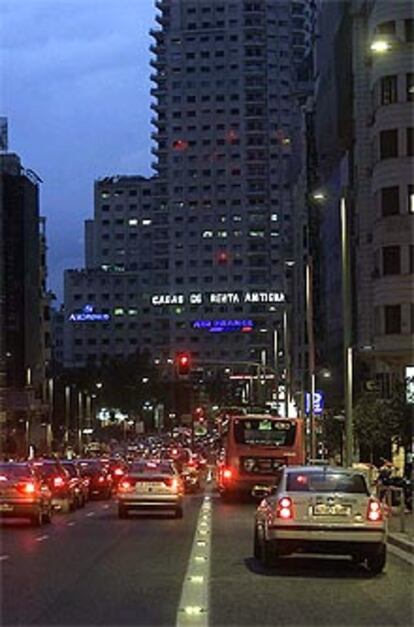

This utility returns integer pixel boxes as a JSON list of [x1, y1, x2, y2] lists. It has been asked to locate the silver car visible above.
[[253, 465, 387, 574], [117, 460, 184, 519]]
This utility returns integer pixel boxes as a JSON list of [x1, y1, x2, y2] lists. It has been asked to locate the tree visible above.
[[354, 390, 394, 463]]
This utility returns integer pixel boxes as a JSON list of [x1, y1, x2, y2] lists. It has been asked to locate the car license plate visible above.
[[136, 482, 160, 492], [313, 503, 351, 516], [0, 504, 13, 512]]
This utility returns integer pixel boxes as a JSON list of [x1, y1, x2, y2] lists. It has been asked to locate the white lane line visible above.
[[102, 504, 110, 509], [67, 521, 76, 527], [35, 534, 49, 542], [176, 495, 212, 626], [86, 512, 95, 517], [0, 555, 10, 562], [388, 543, 414, 566]]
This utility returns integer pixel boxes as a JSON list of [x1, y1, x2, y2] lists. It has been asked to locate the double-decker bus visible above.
[[217, 414, 305, 498]]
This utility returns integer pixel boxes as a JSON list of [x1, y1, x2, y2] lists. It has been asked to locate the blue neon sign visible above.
[[69, 304, 110, 322], [305, 390, 325, 415], [192, 319, 254, 333]]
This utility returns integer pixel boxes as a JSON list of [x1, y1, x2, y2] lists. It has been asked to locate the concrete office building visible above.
[[149, 0, 315, 372], [291, 0, 413, 409], [63, 175, 168, 368], [0, 149, 50, 453]]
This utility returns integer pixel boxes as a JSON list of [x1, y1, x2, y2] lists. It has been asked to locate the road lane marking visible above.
[[176, 495, 212, 627], [102, 504, 110, 509], [35, 535, 49, 542], [0, 555, 10, 562], [67, 522, 76, 527], [86, 512, 95, 517]]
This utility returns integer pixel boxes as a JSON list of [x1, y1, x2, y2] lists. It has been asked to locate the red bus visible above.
[[217, 414, 305, 498]]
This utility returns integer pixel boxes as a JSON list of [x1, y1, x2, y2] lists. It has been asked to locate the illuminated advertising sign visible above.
[[193, 319, 254, 333], [305, 390, 325, 415], [69, 304, 110, 322], [151, 291, 285, 307]]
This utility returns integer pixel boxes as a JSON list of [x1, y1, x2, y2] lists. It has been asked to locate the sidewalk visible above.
[[387, 508, 414, 555]]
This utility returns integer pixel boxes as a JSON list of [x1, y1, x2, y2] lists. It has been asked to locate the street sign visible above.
[[305, 390, 325, 415]]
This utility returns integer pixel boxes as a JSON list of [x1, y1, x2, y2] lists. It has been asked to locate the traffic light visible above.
[[176, 353, 191, 376]]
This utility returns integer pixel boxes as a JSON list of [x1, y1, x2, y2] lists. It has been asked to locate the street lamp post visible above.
[[306, 257, 316, 459], [64, 385, 71, 446], [340, 196, 354, 467]]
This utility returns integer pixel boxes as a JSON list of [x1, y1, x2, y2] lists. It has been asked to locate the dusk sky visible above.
[[0, 0, 156, 302]]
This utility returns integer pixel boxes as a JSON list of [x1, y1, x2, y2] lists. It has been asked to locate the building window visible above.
[[407, 73, 414, 102], [380, 129, 398, 159], [381, 186, 399, 216], [382, 246, 400, 275], [408, 185, 414, 213], [376, 21, 396, 35], [380, 75, 397, 105], [384, 305, 401, 334], [405, 19, 414, 43], [407, 128, 414, 156]]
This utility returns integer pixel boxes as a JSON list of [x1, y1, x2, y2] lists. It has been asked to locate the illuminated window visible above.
[[271, 214, 278, 221], [409, 185, 414, 213], [128, 309, 138, 316], [249, 230, 265, 237], [142, 219, 152, 226], [114, 308, 124, 316], [202, 231, 213, 238], [128, 219, 138, 226], [217, 231, 228, 238]]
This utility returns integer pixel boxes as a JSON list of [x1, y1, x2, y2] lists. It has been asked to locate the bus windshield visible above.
[[233, 418, 297, 447]]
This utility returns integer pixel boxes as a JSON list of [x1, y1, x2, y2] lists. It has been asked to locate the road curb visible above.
[[387, 533, 414, 555]]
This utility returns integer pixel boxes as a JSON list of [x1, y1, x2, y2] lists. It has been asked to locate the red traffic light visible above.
[[176, 353, 191, 375]]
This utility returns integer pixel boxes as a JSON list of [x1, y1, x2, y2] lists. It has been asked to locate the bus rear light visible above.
[[53, 476, 65, 488], [277, 496, 294, 520], [222, 468, 233, 480]]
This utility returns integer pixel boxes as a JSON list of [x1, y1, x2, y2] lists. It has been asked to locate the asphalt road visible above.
[[0, 490, 413, 627]]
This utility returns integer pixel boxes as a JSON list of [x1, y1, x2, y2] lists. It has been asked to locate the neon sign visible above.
[[193, 319, 254, 333], [69, 304, 110, 322], [151, 291, 285, 307]]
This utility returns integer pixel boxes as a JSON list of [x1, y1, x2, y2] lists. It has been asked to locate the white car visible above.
[[117, 460, 183, 519], [253, 465, 387, 574]]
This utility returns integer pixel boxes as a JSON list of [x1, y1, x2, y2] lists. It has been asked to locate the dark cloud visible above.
[[0, 0, 155, 301]]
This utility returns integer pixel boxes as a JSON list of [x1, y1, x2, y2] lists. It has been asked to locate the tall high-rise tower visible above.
[[150, 0, 314, 372]]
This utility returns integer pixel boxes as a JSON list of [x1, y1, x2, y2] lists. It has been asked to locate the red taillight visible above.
[[98, 475, 105, 483], [222, 467, 233, 480], [53, 476, 65, 488], [114, 468, 124, 477], [17, 481, 37, 495], [119, 480, 132, 491], [277, 496, 293, 519], [367, 498, 382, 522], [165, 477, 180, 492]]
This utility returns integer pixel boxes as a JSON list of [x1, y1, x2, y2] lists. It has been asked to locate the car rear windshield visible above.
[[0, 464, 32, 478], [34, 463, 60, 476], [233, 418, 296, 447], [129, 462, 174, 475], [286, 471, 368, 494], [62, 464, 77, 477]]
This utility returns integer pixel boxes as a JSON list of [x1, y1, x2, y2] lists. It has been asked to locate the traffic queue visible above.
[[0, 433, 211, 527]]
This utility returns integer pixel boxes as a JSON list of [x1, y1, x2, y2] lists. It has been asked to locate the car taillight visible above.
[[222, 467, 233, 480], [18, 481, 36, 494], [277, 496, 294, 520], [114, 468, 124, 477], [165, 477, 180, 492], [119, 480, 132, 492], [53, 476, 65, 488], [98, 475, 105, 483], [367, 498, 382, 522]]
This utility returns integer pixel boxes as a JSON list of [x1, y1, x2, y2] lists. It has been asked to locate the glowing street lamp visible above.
[[370, 38, 392, 54]]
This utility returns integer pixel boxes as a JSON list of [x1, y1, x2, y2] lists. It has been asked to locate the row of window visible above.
[[375, 18, 413, 43], [380, 245, 414, 276], [380, 184, 414, 216], [378, 73, 413, 106], [379, 128, 413, 160], [100, 188, 151, 199], [73, 348, 258, 362], [376, 304, 414, 335]]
